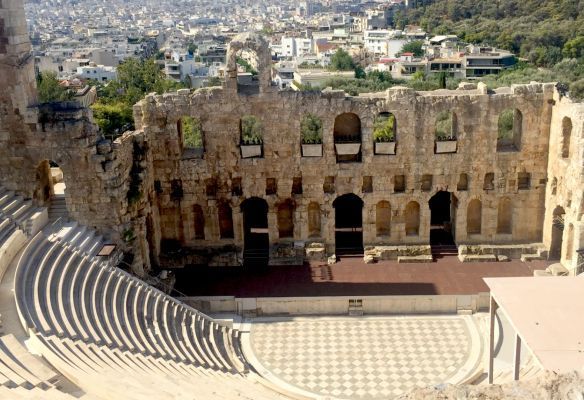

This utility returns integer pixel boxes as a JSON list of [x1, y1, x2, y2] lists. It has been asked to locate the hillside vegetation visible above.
[[392, 0, 584, 99]]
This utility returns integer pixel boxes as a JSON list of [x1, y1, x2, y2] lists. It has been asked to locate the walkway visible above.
[[175, 256, 551, 297], [245, 315, 481, 399]]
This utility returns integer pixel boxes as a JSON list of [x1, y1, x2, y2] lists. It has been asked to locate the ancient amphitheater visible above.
[[1, 0, 584, 398]]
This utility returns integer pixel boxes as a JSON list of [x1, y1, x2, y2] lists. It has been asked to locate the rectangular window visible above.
[[323, 176, 335, 194], [518, 172, 531, 190], [292, 177, 303, 195], [205, 178, 217, 197], [362, 176, 373, 193], [421, 174, 433, 192], [266, 178, 277, 195], [231, 177, 242, 196], [394, 175, 405, 193]]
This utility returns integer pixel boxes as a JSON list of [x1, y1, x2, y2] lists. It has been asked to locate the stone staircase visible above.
[[0, 187, 47, 237], [47, 195, 68, 221]]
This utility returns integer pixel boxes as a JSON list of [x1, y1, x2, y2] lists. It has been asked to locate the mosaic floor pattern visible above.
[[248, 316, 478, 399]]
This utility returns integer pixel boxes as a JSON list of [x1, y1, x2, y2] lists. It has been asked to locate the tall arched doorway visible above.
[[35, 160, 68, 219], [549, 206, 565, 260], [333, 193, 363, 255], [428, 191, 457, 251], [241, 197, 269, 266]]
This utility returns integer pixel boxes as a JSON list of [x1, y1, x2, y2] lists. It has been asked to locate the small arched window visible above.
[[497, 109, 522, 151]]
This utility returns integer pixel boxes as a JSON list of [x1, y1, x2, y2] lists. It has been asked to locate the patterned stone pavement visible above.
[[247, 316, 479, 399]]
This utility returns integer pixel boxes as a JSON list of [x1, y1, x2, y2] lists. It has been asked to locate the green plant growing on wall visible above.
[[122, 228, 136, 243], [300, 114, 323, 144], [373, 113, 396, 142], [241, 115, 263, 145], [181, 116, 203, 148], [498, 109, 514, 139], [435, 110, 453, 139]]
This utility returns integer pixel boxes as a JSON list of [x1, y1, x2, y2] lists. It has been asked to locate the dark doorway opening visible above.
[[549, 206, 565, 260], [333, 193, 364, 255], [428, 191, 456, 257], [241, 197, 269, 267]]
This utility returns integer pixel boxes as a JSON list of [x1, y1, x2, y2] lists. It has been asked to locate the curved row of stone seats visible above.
[[0, 386, 80, 399], [0, 333, 60, 390], [15, 232, 247, 373], [27, 333, 292, 400], [14, 231, 300, 399], [0, 215, 27, 282], [46, 221, 109, 260], [0, 187, 48, 237]]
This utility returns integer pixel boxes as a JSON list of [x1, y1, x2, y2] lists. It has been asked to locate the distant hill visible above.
[[394, 0, 583, 67]]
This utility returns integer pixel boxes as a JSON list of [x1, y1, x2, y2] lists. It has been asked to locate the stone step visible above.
[[397, 255, 433, 263], [458, 254, 498, 263], [520, 253, 544, 262]]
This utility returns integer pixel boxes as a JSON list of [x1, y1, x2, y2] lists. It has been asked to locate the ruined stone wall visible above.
[[544, 93, 584, 273], [134, 81, 554, 262], [1, 1, 581, 273]]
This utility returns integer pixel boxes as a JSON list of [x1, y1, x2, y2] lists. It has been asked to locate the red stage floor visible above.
[[175, 256, 552, 297]]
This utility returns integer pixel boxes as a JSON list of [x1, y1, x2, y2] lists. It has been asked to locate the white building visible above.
[[76, 63, 117, 82]]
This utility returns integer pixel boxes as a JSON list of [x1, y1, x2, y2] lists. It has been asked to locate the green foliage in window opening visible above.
[[498, 109, 514, 139], [373, 114, 396, 143], [241, 115, 263, 145], [181, 117, 203, 148], [435, 111, 453, 139], [300, 114, 323, 144]]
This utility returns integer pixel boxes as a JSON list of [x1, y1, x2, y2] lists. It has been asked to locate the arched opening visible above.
[[300, 114, 323, 145], [333, 113, 362, 163], [566, 223, 574, 261], [241, 197, 269, 265], [217, 202, 234, 239], [405, 201, 420, 236], [549, 206, 565, 260], [497, 197, 513, 234], [373, 112, 396, 155], [193, 205, 205, 240], [277, 199, 295, 239], [307, 202, 321, 238], [178, 116, 204, 159], [35, 160, 67, 218], [376, 201, 391, 237], [429, 191, 456, 246], [497, 109, 522, 152], [435, 111, 457, 153], [226, 33, 271, 95], [467, 199, 482, 235], [561, 117, 572, 159], [235, 48, 260, 95], [240, 115, 263, 158], [333, 193, 363, 255]]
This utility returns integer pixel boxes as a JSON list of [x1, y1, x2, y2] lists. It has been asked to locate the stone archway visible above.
[[333, 193, 364, 255], [34, 159, 68, 219], [241, 197, 269, 266], [428, 191, 456, 248], [225, 32, 272, 95]]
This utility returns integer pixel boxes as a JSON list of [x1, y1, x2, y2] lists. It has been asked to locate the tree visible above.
[[399, 40, 424, 57], [91, 102, 134, 140], [563, 36, 584, 59], [187, 43, 197, 55], [329, 48, 355, 71], [354, 65, 366, 79], [36, 71, 74, 103], [90, 57, 186, 140]]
